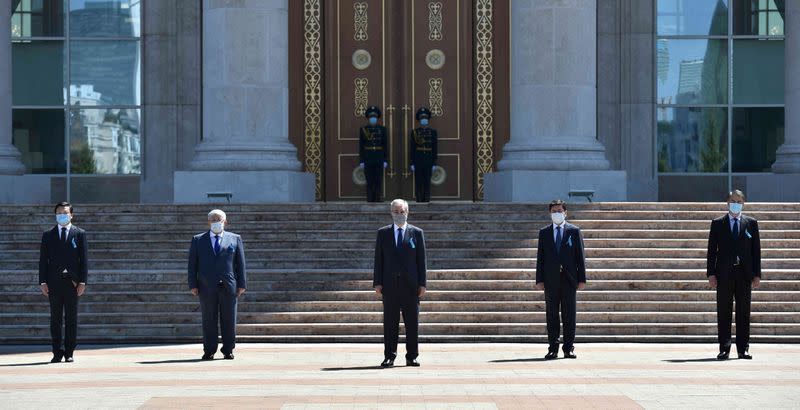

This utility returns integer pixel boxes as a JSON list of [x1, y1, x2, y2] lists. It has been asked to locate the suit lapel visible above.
[[738, 216, 748, 240], [65, 227, 76, 249], [201, 231, 214, 256], [403, 225, 413, 249]]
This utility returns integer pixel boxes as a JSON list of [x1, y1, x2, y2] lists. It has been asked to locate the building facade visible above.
[[1, 0, 798, 203]]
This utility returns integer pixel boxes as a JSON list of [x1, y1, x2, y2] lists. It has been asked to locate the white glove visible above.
[[432, 165, 437, 171], [383, 162, 388, 169], [410, 165, 415, 172], [359, 162, 365, 169]]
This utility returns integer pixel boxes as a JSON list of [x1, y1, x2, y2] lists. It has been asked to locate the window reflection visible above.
[[70, 41, 141, 106], [11, 0, 65, 38], [658, 107, 728, 173], [733, 0, 785, 36], [70, 0, 141, 37], [656, 39, 728, 105], [657, 0, 729, 36], [732, 108, 785, 172], [12, 109, 67, 174], [69, 108, 141, 175]]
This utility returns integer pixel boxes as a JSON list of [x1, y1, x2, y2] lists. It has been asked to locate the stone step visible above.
[[5, 237, 800, 251], [4, 202, 797, 214], [1, 322, 797, 338], [4, 311, 797, 325], [4, 280, 799, 293], [6, 269, 800, 283], [10, 210, 800, 223], [6, 247, 800, 261], [8, 229, 800, 242], [3, 290, 798, 303], [5, 300, 798, 314], [7, 219, 800, 231]]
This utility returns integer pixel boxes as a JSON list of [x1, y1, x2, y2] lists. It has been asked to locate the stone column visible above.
[[485, 0, 626, 202], [174, 0, 314, 203], [773, 1, 800, 173], [0, 0, 25, 175]]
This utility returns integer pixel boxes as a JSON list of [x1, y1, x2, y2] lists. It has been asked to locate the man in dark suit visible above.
[[409, 107, 438, 203], [359, 105, 388, 202], [188, 209, 247, 360], [39, 202, 88, 363], [707, 190, 761, 360], [535, 199, 587, 360], [373, 199, 427, 367]]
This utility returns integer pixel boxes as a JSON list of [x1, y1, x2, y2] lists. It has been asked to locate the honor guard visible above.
[[409, 107, 438, 202], [359, 106, 389, 202]]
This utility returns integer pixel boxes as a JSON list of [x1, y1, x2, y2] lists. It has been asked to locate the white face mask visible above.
[[369, 117, 378, 126], [729, 202, 743, 215], [210, 221, 224, 234], [550, 212, 565, 225]]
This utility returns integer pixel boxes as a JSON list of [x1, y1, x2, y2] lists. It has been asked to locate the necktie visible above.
[[396, 228, 403, 248], [733, 218, 739, 238], [214, 235, 221, 255], [555, 226, 562, 254], [61, 227, 67, 244]]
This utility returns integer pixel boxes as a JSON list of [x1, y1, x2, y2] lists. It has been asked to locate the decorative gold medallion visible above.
[[352, 49, 372, 70], [425, 49, 445, 70], [354, 2, 368, 41]]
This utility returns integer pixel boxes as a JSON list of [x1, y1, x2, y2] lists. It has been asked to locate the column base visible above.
[[0, 144, 25, 175], [484, 170, 627, 202], [772, 144, 800, 173], [173, 171, 316, 203]]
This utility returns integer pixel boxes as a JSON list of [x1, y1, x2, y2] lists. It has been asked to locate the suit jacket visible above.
[[373, 224, 427, 294], [707, 214, 761, 279], [39, 225, 89, 286], [535, 223, 587, 288], [188, 231, 247, 294]]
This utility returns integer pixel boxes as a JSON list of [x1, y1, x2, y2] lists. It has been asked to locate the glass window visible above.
[[657, 0, 729, 36], [12, 109, 67, 174], [658, 107, 728, 173], [656, 39, 728, 105], [732, 108, 784, 172], [69, 0, 141, 37], [733, 0, 785, 35], [11, 41, 66, 106], [69, 108, 141, 175], [732, 39, 784, 104], [70, 40, 141, 106], [11, 0, 65, 38]]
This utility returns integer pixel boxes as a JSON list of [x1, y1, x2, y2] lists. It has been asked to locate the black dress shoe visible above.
[[717, 351, 730, 360], [563, 348, 577, 359], [406, 358, 420, 367], [738, 351, 752, 360], [201, 353, 214, 361], [380, 357, 395, 367], [223, 353, 234, 360], [64, 356, 74, 363], [544, 351, 558, 360], [50, 353, 63, 363]]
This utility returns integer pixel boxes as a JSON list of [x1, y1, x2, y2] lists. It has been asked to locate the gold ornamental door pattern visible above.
[[322, 0, 475, 201]]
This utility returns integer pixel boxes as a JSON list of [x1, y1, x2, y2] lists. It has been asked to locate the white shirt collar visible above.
[[209, 230, 224, 238], [552, 222, 566, 230], [394, 223, 407, 231], [58, 223, 72, 231]]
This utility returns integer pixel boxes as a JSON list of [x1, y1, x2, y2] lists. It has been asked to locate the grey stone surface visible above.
[[0, 0, 24, 175], [174, 170, 315, 203], [0, 175, 50, 203], [745, 174, 800, 202], [773, 0, 800, 173], [484, 170, 628, 202]]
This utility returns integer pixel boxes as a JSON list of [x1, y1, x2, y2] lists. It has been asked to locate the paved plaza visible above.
[[0, 343, 798, 409]]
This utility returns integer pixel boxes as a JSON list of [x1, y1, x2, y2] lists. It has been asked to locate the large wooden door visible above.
[[324, 0, 473, 201]]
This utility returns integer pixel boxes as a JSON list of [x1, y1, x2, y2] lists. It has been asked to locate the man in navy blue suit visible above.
[[535, 199, 587, 360], [39, 202, 88, 363], [188, 209, 247, 360], [373, 199, 427, 367]]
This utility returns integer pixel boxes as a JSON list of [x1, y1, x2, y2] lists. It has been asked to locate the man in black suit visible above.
[[535, 199, 587, 360], [359, 105, 388, 202], [38, 202, 88, 363], [188, 209, 247, 360], [373, 199, 427, 367], [707, 190, 761, 360]]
